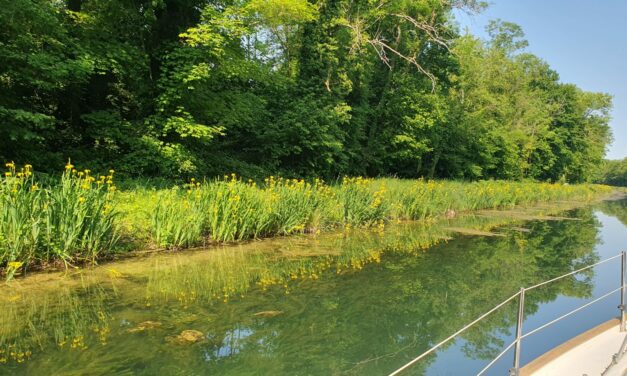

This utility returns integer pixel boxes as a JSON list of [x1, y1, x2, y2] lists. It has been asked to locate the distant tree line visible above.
[[0, 0, 612, 182], [596, 159, 627, 186]]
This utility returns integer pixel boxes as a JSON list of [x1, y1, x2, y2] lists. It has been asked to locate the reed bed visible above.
[[0, 162, 614, 276]]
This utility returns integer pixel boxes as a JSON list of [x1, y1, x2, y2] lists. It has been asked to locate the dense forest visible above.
[[597, 158, 627, 186], [0, 0, 612, 182]]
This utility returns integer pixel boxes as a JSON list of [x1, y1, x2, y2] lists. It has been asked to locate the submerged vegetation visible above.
[[0, 162, 614, 275]]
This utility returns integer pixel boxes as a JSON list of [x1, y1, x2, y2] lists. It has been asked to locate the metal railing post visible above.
[[510, 287, 525, 376], [621, 251, 626, 332]]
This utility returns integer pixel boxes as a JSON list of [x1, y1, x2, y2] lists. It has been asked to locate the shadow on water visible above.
[[0, 199, 625, 375]]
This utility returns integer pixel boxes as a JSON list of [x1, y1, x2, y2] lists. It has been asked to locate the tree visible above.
[[0, 0, 613, 182]]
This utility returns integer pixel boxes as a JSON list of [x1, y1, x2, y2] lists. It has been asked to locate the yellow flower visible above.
[[8, 261, 23, 269], [108, 169, 114, 174], [107, 268, 122, 278]]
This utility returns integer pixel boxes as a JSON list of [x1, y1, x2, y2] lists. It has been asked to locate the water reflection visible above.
[[204, 327, 256, 361], [0, 200, 623, 375], [598, 198, 627, 227]]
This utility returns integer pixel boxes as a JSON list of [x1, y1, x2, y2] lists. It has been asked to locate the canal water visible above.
[[0, 199, 626, 375]]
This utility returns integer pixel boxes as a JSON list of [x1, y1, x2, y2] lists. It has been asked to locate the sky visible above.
[[453, 0, 626, 160]]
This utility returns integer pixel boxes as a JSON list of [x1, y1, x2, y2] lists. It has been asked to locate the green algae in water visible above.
[[0, 200, 621, 375]]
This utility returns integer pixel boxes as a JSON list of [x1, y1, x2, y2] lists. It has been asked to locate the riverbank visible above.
[[0, 163, 616, 276], [1, 197, 625, 371]]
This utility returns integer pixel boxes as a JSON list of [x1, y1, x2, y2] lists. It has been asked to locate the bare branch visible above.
[[368, 38, 437, 91], [392, 13, 451, 53], [340, 0, 485, 91]]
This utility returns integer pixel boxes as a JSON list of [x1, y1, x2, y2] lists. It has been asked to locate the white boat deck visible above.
[[522, 318, 627, 376]]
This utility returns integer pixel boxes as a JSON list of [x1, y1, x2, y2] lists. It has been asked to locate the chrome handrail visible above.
[[388, 251, 627, 376]]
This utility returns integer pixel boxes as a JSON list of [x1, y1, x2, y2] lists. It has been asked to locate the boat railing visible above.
[[388, 251, 627, 376]]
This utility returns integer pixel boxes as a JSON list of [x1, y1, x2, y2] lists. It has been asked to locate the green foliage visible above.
[[0, 163, 119, 273], [337, 177, 388, 226], [1, 158, 613, 272], [137, 175, 611, 250], [201, 179, 273, 241], [486, 19, 529, 53], [148, 176, 337, 246], [150, 188, 206, 248], [447, 31, 611, 182], [0, 1, 614, 182], [596, 158, 627, 186]]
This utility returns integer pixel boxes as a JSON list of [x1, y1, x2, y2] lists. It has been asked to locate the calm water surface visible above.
[[1, 199, 626, 375]]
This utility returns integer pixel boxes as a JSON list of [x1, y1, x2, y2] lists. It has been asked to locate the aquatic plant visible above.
[[335, 177, 389, 226], [0, 161, 614, 271], [150, 185, 206, 249], [0, 162, 119, 274]]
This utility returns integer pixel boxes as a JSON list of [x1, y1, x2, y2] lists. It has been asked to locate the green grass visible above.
[[0, 162, 615, 277]]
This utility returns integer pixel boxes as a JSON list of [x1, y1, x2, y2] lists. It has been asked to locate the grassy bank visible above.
[[0, 163, 614, 276]]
